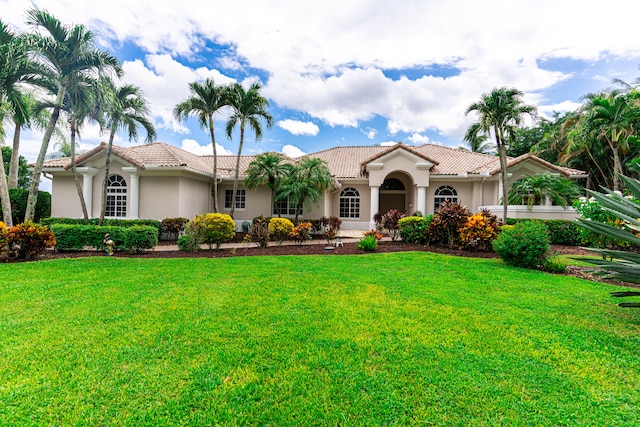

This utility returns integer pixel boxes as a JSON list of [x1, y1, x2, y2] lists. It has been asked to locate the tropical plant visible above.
[[379, 209, 406, 241], [244, 152, 290, 216], [174, 78, 230, 212], [507, 173, 583, 210], [573, 195, 631, 249], [6, 220, 56, 260], [277, 157, 333, 222], [191, 213, 236, 250], [2, 147, 30, 189], [290, 221, 313, 245], [458, 209, 499, 251], [571, 90, 640, 191], [98, 78, 155, 224], [427, 201, 471, 249], [225, 81, 273, 218], [466, 87, 537, 222], [23, 9, 122, 223], [357, 234, 378, 252], [577, 175, 640, 295], [461, 122, 494, 154]]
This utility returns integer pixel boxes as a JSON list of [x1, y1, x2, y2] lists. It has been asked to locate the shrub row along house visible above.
[[41, 141, 586, 230]]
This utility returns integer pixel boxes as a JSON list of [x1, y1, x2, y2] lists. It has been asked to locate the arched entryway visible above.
[[379, 174, 411, 213]]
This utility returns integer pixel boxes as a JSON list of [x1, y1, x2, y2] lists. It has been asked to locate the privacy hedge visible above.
[[506, 218, 581, 246], [50, 224, 157, 253], [42, 217, 162, 234], [0, 188, 51, 224]]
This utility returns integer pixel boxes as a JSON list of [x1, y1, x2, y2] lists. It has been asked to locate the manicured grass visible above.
[[1, 253, 639, 426]]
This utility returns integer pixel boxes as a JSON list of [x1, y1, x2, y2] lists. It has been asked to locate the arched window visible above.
[[339, 187, 360, 218], [106, 174, 127, 218], [434, 185, 457, 212], [381, 178, 405, 190]]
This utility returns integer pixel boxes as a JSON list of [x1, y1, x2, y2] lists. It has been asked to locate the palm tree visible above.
[[465, 87, 537, 222], [23, 9, 122, 222], [507, 173, 582, 210], [244, 152, 290, 216], [277, 157, 333, 222], [173, 78, 230, 212], [224, 82, 273, 218], [0, 20, 29, 225], [577, 90, 640, 191], [99, 78, 156, 224], [461, 122, 494, 154]]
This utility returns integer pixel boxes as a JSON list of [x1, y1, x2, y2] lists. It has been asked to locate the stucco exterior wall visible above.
[[177, 177, 210, 219], [51, 175, 83, 218]]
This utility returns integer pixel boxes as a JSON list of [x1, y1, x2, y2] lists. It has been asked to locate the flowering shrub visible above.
[[6, 221, 56, 260], [458, 209, 499, 251], [573, 195, 637, 249], [248, 216, 270, 248], [363, 229, 384, 241], [269, 218, 294, 245], [191, 213, 236, 250], [290, 221, 313, 245]]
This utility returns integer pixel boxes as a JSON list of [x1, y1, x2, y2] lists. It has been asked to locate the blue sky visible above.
[[4, 0, 640, 173]]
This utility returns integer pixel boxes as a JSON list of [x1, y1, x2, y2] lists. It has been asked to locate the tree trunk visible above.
[[8, 122, 20, 189], [208, 115, 219, 213], [24, 87, 65, 222], [610, 139, 622, 192], [496, 126, 509, 224], [230, 123, 245, 219], [0, 152, 13, 226], [99, 127, 117, 225], [70, 119, 89, 219]]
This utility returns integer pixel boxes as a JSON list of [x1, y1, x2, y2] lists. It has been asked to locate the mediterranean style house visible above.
[[41, 141, 587, 230]]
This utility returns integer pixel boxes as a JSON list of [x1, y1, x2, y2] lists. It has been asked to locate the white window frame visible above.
[[224, 189, 246, 210], [339, 187, 360, 219], [434, 185, 458, 212], [105, 174, 127, 218]]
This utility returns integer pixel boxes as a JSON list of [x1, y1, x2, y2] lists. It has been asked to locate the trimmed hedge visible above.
[[42, 217, 162, 235], [399, 215, 432, 244], [0, 188, 51, 224], [505, 218, 581, 246], [50, 224, 157, 253]]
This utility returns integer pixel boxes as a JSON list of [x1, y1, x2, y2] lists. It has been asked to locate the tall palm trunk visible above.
[[496, 125, 509, 223], [208, 115, 219, 213], [8, 121, 20, 189], [70, 118, 89, 219], [0, 151, 13, 226], [24, 87, 65, 222], [230, 123, 245, 219], [99, 127, 117, 225]]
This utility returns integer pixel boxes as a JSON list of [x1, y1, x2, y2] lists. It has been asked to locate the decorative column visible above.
[[417, 186, 427, 215], [369, 185, 380, 229], [122, 167, 139, 219], [78, 167, 98, 217], [323, 190, 332, 218]]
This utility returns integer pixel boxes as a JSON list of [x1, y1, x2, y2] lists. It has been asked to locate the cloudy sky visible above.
[[4, 0, 640, 170]]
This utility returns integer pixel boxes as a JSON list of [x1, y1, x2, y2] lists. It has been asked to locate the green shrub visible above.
[[0, 221, 7, 254], [0, 188, 51, 225], [6, 221, 56, 260], [192, 213, 236, 250], [427, 201, 471, 248], [399, 216, 431, 244], [492, 221, 550, 269], [543, 257, 567, 274], [357, 234, 378, 252], [123, 226, 158, 253], [544, 220, 581, 246], [177, 233, 198, 252], [268, 217, 294, 244]]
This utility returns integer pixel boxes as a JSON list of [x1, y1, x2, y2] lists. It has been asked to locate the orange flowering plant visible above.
[[458, 209, 499, 251]]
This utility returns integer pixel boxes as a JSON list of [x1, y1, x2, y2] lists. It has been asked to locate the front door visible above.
[[379, 193, 405, 213]]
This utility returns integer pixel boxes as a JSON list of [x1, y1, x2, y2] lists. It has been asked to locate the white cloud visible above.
[[380, 141, 399, 147], [538, 100, 582, 119], [277, 119, 319, 136], [407, 133, 430, 144], [361, 127, 377, 139], [282, 144, 306, 158], [180, 139, 233, 156]]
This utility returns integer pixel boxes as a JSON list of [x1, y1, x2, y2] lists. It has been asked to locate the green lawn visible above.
[[1, 253, 639, 426]]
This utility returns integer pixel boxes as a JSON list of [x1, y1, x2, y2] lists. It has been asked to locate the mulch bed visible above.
[[3, 241, 635, 288]]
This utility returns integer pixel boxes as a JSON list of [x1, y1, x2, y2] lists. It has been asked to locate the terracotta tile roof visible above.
[[42, 141, 585, 179]]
